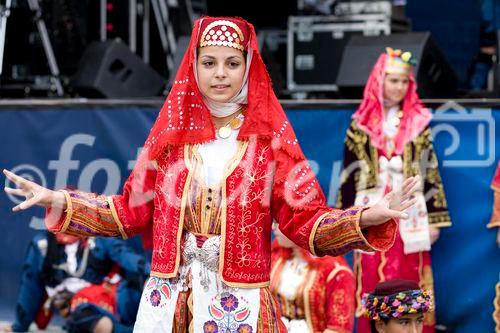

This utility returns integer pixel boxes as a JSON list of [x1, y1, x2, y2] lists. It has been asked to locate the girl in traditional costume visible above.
[[270, 223, 355, 333], [336, 48, 451, 333], [361, 279, 433, 333], [4, 18, 420, 333]]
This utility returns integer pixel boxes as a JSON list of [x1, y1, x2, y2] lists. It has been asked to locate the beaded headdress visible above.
[[198, 18, 249, 51]]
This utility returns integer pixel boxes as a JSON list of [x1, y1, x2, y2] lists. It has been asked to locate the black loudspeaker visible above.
[[337, 32, 458, 98], [72, 39, 165, 98]]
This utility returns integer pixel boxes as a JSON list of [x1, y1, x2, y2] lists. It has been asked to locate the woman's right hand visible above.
[[3, 169, 67, 212]]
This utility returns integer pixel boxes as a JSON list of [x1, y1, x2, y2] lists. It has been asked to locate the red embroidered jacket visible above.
[[47, 138, 396, 288]]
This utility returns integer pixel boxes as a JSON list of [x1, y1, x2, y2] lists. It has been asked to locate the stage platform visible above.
[[0, 98, 498, 333]]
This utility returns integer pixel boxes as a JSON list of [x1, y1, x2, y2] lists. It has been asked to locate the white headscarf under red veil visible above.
[[140, 16, 314, 191], [352, 53, 432, 156]]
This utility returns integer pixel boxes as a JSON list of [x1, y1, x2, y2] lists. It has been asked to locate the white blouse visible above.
[[198, 129, 240, 187]]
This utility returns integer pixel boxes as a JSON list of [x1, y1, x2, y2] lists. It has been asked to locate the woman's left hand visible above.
[[359, 176, 421, 228]]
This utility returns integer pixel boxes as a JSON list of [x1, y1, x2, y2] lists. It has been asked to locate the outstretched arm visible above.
[[313, 176, 419, 257], [271, 147, 420, 257], [4, 149, 158, 239]]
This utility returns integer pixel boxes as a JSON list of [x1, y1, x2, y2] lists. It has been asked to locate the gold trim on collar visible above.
[[493, 282, 500, 330], [354, 251, 364, 317]]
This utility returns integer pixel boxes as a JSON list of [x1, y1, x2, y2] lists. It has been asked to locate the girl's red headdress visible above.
[[352, 51, 431, 156]]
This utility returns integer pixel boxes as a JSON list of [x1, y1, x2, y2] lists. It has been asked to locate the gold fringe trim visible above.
[[303, 270, 317, 333], [493, 282, 500, 332], [149, 270, 177, 279], [428, 211, 452, 227], [308, 211, 331, 256], [60, 190, 74, 233], [418, 251, 424, 288], [106, 196, 128, 240], [354, 252, 364, 317], [354, 207, 384, 252], [377, 251, 387, 282], [170, 145, 194, 277]]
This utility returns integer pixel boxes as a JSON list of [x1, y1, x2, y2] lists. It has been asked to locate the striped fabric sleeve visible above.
[[46, 190, 127, 239], [312, 206, 397, 256]]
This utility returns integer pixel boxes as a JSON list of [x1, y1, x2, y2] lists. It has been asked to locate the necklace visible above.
[[385, 108, 403, 156], [216, 112, 244, 139], [389, 110, 404, 127]]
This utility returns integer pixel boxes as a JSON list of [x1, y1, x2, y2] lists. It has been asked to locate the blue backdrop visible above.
[[0, 102, 498, 332], [406, 0, 481, 85]]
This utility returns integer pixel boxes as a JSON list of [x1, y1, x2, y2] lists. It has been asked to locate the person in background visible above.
[[270, 222, 355, 333], [336, 48, 451, 333], [467, 0, 500, 92], [0, 232, 149, 333], [362, 279, 433, 333]]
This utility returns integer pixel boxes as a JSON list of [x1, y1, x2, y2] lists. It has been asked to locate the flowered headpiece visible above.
[[385, 47, 417, 76], [361, 279, 433, 321]]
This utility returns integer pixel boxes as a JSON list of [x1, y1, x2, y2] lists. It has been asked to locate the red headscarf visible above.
[[352, 53, 432, 156], [141, 16, 308, 184]]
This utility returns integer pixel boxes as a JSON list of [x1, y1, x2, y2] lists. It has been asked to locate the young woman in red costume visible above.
[[4, 19, 420, 332], [336, 48, 451, 333], [270, 223, 355, 333]]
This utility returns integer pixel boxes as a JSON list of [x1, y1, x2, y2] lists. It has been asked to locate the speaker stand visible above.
[[0, 0, 64, 96]]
